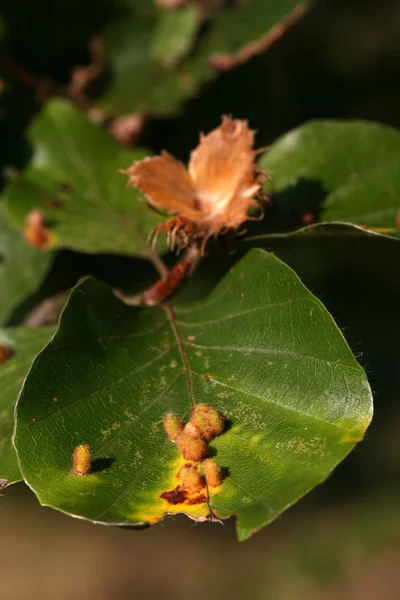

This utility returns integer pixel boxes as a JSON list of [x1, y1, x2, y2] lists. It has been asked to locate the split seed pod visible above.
[[202, 458, 223, 488], [123, 116, 265, 252], [72, 444, 92, 476]]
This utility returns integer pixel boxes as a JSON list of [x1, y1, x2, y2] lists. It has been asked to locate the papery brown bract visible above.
[[123, 116, 264, 252]]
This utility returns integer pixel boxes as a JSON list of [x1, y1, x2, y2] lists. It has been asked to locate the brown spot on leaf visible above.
[[186, 493, 207, 505], [160, 486, 188, 505], [160, 485, 207, 506], [299, 211, 315, 224], [0, 345, 12, 363], [45, 197, 64, 208]]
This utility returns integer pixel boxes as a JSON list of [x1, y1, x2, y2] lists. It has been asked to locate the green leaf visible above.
[[0, 326, 55, 486], [260, 120, 400, 239], [0, 206, 52, 325], [14, 249, 372, 540], [3, 99, 164, 256], [97, 12, 203, 116], [151, 6, 199, 69], [204, 0, 309, 66], [97, 0, 308, 116]]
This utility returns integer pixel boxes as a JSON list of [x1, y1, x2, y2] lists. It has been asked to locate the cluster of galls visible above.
[[163, 404, 225, 493]]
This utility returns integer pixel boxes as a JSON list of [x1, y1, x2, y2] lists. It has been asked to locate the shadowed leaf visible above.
[[259, 121, 400, 239], [0, 206, 53, 325], [3, 100, 164, 256], [0, 326, 55, 486], [97, 0, 308, 116]]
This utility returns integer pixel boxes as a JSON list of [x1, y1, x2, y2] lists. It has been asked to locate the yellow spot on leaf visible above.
[[340, 431, 364, 444], [129, 453, 220, 524]]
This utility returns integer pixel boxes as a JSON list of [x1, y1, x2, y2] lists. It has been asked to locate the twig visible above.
[[114, 245, 201, 307], [209, 2, 310, 71]]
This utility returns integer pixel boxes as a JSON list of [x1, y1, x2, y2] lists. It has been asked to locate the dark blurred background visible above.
[[1, 0, 400, 598]]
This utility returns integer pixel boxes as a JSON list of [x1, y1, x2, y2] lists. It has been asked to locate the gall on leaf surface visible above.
[[0, 206, 53, 326], [3, 99, 165, 256], [0, 326, 55, 487], [259, 120, 400, 240], [14, 249, 372, 540]]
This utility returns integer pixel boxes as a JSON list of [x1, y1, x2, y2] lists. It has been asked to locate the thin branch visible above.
[[209, 2, 310, 71], [114, 245, 201, 306]]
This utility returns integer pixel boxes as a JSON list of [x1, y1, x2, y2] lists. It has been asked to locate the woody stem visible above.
[[114, 245, 201, 307]]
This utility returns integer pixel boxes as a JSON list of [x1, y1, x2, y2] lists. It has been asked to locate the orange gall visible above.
[[179, 465, 204, 493], [182, 419, 201, 438], [176, 431, 207, 462], [163, 414, 183, 442], [191, 403, 225, 441], [202, 458, 223, 488], [24, 209, 50, 249], [72, 444, 92, 476]]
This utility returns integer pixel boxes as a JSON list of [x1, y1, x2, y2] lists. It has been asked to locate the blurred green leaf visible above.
[[14, 249, 372, 540], [151, 6, 199, 68], [97, 11, 202, 116], [260, 120, 400, 239], [3, 99, 164, 256], [0, 326, 55, 486], [0, 206, 52, 325], [97, 0, 308, 116], [204, 0, 309, 64]]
